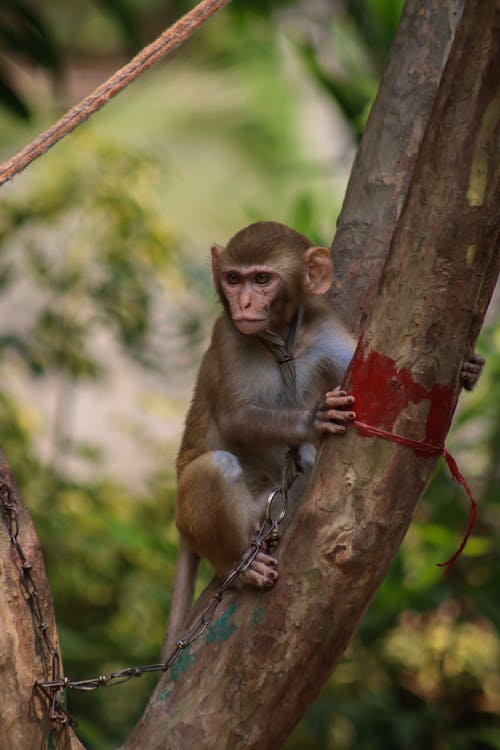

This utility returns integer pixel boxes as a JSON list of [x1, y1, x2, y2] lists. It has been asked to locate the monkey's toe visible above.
[[241, 553, 278, 588]]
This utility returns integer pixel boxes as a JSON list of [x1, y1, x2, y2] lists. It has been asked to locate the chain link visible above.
[[0, 471, 75, 726], [2, 448, 301, 727]]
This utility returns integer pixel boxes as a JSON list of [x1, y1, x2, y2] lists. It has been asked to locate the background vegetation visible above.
[[0, 1, 498, 748]]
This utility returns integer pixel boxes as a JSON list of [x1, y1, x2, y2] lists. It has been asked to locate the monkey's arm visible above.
[[218, 389, 355, 446], [218, 403, 312, 445]]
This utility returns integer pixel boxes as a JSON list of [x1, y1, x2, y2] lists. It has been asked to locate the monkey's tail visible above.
[[161, 539, 199, 662]]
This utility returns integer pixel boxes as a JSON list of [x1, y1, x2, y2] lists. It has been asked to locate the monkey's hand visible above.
[[312, 386, 356, 436], [461, 353, 484, 391]]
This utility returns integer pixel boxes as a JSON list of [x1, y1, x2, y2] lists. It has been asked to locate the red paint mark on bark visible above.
[[345, 340, 455, 446], [344, 340, 475, 571]]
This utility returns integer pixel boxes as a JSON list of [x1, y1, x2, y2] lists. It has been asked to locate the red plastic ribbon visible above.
[[352, 419, 477, 573]]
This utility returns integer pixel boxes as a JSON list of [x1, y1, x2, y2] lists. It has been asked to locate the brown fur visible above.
[[162, 222, 356, 659]]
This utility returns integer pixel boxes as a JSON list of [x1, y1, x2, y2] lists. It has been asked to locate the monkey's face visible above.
[[219, 265, 289, 335], [211, 233, 333, 337]]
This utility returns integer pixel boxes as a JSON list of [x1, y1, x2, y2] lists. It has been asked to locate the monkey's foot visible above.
[[241, 552, 278, 589]]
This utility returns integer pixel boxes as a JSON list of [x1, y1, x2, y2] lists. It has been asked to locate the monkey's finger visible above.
[[317, 397, 353, 412], [244, 560, 279, 588], [314, 419, 347, 435], [461, 370, 480, 382], [467, 353, 485, 365], [461, 372, 479, 391], [329, 385, 343, 395], [324, 388, 351, 399], [321, 393, 355, 409], [318, 386, 346, 403], [317, 408, 356, 423], [251, 560, 278, 579], [462, 361, 483, 373], [254, 551, 278, 568]]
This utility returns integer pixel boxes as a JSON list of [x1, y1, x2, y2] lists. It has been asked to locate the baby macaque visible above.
[[163, 221, 357, 654], [163, 221, 483, 655]]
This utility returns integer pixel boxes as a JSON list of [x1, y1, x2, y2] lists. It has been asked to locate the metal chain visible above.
[[0, 471, 75, 726], [3, 448, 301, 727]]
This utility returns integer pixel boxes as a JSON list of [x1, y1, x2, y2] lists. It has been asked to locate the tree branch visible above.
[[1, 1, 498, 748], [121, 2, 499, 746], [330, 0, 465, 332], [0, 0, 232, 188]]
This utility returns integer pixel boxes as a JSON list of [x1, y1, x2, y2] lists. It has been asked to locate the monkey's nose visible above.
[[239, 289, 252, 309]]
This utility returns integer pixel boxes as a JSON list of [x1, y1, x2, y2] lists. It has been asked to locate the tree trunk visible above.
[[1, 1, 498, 748], [330, 0, 465, 333], [122, 1, 499, 747], [0, 454, 85, 750]]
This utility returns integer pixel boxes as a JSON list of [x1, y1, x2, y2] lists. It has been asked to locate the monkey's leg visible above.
[[176, 450, 278, 588]]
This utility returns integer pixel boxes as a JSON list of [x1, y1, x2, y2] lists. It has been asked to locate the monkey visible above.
[[162, 221, 356, 656], [162, 221, 484, 658]]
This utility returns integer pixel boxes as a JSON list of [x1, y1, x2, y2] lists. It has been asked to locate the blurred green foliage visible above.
[[0, 2, 498, 750], [0, 391, 178, 747], [0, 132, 176, 373], [0, 0, 61, 118], [1, 0, 399, 136], [0, 131, 181, 746], [293, 0, 404, 138]]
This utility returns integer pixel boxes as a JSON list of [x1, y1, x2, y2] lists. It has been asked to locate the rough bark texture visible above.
[[330, 0, 464, 333], [0, 454, 84, 750], [122, 1, 499, 747]]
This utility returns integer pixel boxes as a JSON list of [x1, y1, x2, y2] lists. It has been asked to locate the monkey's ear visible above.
[[211, 244, 225, 276], [211, 244, 225, 261], [303, 246, 333, 295]]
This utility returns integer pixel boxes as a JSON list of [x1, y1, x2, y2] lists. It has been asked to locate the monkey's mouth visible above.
[[233, 316, 267, 324], [233, 317, 268, 333]]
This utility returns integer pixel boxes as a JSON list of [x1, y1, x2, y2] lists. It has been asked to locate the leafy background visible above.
[[0, 1, 498, 748]]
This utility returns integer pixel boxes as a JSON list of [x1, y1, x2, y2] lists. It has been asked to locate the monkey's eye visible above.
[[254, 272, 273, 285], [225, 272, 241, 285]]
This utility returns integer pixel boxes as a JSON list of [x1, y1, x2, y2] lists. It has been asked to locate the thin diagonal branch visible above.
[[0, 0, 232, 188]]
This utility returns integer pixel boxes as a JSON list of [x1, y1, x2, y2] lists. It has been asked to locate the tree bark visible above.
[[330, 0, 464, 333], [0, 454, 85, 750], [1, 1, 498, 748], [122, 1, 499, 747]]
